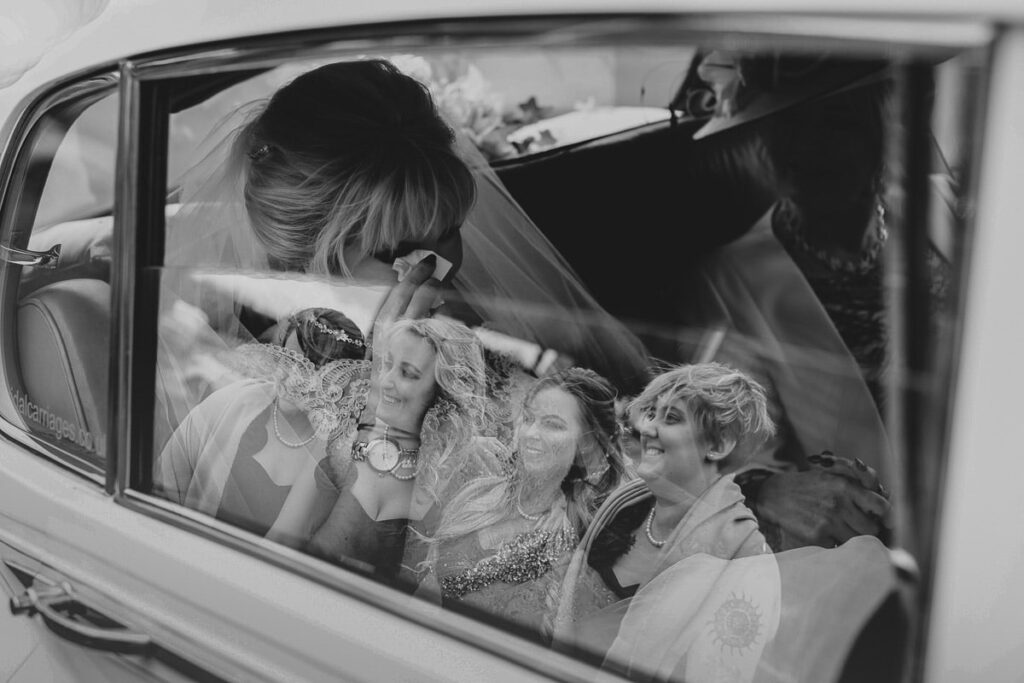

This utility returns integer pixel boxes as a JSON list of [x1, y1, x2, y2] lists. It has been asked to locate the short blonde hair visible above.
[[629, 362, 775, 458]]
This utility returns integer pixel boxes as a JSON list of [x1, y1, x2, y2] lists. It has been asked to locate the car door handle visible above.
[[9, 580, 151, 654], [0, 243, 61, 268]]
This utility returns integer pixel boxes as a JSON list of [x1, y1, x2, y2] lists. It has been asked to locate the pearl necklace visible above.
[[515, 490, 546, 521], [644, 506, 666, 548], [272, 399, 317, 448]]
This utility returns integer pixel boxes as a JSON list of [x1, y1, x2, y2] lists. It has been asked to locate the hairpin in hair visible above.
[[306, 316, 366, 348], [248, 144, 272, 161]]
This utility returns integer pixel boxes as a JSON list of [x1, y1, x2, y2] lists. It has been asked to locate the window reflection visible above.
[[148, 40, 973, 682]]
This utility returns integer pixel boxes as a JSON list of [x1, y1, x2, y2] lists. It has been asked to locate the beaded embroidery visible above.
[[439, 526, 578, 600], [302, 315, 366, 348]]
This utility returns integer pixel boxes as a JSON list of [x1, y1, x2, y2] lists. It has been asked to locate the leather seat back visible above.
[[16, 278, 110, 461]]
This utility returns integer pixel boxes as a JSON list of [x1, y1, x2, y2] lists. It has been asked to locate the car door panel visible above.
[[0, 439, 563, 682], [0, 552, 174, 682]]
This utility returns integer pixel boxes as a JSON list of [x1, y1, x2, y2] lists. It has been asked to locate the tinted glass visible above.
[[142, 32, 981, 682]]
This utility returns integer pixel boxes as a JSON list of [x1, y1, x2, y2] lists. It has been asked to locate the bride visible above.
[[160, 57, 650, 435], [155, 55, 650, 576]]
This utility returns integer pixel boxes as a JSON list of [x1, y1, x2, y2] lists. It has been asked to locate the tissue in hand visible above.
[[392, 249, 453, 282]]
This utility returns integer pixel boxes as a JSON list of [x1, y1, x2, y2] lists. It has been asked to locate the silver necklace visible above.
[[272, 399, 317, 448], [644, 506, 666, 548]]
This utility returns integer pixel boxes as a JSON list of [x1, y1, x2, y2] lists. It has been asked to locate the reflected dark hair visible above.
[[756, 72, 891, 208], [281, 307, 365, 366], [238, 59, 476, 276], [528, 367, 625, 534]]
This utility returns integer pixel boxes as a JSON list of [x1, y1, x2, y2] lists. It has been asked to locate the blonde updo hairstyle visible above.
[[237, 59, 477, 276]]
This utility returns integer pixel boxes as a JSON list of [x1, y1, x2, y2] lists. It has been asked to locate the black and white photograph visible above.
[[0, 1, 1017, 681]]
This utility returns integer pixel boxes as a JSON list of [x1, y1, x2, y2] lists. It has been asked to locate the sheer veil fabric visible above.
[[154, 57, 650, 576], [162, 62, 651, 400]]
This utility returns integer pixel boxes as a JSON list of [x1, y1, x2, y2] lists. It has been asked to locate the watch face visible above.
[[365, 438, 401, 473]]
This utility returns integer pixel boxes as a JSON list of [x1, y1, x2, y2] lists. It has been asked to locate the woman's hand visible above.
[[366, 255, 443, 362], [755, 465, 891, 550], [360, 256, 443, 425]]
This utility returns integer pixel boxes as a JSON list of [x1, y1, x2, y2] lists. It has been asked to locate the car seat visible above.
[[16, 278, 110, 462]]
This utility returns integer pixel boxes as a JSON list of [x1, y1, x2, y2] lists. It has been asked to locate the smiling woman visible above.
[[550, 363, 906, 682], [375, 326, 439, 435], [549, 363, 777, 678], [409, 367, 625, 636], [300, 316, 491, 576]]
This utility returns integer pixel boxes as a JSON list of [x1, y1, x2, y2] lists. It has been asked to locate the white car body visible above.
[[1, 2, 1022, 681]]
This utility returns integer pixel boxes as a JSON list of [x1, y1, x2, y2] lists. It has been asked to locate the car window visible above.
[[135, 23, 982, 682], [0, 83, 118, 473]]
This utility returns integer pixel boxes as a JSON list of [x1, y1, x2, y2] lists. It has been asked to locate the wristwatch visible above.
[[350, 425, 419, 477]]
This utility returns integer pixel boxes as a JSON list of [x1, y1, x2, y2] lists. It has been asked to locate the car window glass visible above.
[[142, 32, 979, 682], [0, 88, 117, 472]]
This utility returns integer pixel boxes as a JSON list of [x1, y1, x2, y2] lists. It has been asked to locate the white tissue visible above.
[[392, 249, 453, 282]]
